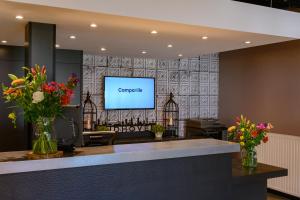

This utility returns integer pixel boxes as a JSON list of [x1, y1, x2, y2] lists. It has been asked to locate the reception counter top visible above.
[[0, 139, 240, 175]]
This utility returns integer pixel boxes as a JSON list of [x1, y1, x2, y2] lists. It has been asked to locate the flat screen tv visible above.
[[104, 76, 155, 110]]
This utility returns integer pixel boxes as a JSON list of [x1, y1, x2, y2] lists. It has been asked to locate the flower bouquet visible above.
[[2, 65, 78, 156], [227, 115, 273, 168]]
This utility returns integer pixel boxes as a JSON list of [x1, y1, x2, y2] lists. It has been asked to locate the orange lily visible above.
[[11, 78, 25, 86]]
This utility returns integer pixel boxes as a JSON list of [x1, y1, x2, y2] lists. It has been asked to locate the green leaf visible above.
[[22, 66, 30, 71], [8, 74, 18, 81], [2, 83, 8, 91]]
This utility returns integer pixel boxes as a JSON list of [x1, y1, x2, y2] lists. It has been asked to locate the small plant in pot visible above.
[[151, 124, 165, 139], [96, 125, 110, 131]]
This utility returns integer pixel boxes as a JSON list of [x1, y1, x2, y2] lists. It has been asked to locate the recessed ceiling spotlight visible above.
[[141, 50, 147, 54], [245, 41, 251, 44], [100, 47, 107, 51], [151, 30, 158, 34], [178, 54, 183, 57], [69, 35, 76, 39], [1, 40, 7, 44], [15, 15, 24, 20], [55, 44, 60, 48], [90, 23, 97, 28], [167, 44, 173, 48], [202, 36, 208, 40]]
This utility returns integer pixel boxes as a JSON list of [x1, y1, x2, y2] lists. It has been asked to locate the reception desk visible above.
[[0, 139, 287, 200]]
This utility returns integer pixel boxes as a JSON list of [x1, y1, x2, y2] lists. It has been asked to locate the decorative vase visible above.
[[241, 147, 257, 168], [32, 117, 57, 155], [155, 132, 163, 139]]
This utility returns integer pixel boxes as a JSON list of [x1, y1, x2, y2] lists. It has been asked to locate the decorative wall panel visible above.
[[83, 53, 219, 135]]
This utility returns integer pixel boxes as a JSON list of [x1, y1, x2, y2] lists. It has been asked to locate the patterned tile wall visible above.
[[82, 54, 219, 136]]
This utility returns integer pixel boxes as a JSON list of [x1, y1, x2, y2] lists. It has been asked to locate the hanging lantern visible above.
[[83, 91, 97, 131], [163, 93, 179, 137]]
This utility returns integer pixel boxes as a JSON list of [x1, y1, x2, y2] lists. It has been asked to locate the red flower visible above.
[[60, 95, 70, 105], [263, 136, 269, 143], [31, 67, 36, 76], [43, 83, 57, 94], [236, 132, 242, 140], [58, 83, 67, 90], [60, 88, 74, 105], [251, 131, 258, 138]]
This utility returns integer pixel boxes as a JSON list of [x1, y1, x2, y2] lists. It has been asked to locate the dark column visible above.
[[25, 22, 56, 148], [25, 22, 56, 81]]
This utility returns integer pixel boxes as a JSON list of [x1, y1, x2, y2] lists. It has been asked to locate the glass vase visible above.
[[241, 147, 257, 168], [32, 117, 57, 155]]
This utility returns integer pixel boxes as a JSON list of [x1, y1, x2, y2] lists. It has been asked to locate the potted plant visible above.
[[96, 125, 110, 131], [151, 124, 165, 139], [2, 65, 78, 156], [227, 115, 273, 168]]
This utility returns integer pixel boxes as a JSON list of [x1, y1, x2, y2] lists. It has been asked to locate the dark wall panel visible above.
[[55, 49, 83, 146], [0, 45, 27, 151], [219, 40, 300, 136], [55, 49, 83, 105]]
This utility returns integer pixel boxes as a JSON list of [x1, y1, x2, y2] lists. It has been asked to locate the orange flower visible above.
[[11, 78, 25, 86], [3, 87, 16, 95], [263, 136, 269, 143], [251, 130, 258, 138], [267, 123, 274, 130], [227, 126, 236, 133], [12, 89, 22, 97]]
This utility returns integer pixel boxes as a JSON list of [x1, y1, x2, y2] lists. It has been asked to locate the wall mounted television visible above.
[[104, 76, 155, 110]]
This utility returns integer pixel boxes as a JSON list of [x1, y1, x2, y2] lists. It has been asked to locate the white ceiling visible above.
[[0, 1, 294, 59]]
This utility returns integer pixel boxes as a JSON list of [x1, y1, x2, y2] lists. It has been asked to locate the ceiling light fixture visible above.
[[142, 50, 147, 54], [100, 47, 107, 51], [178, 54, 183, 57], [69, 35, 76, 39], [15, 15, 24, 20], [1, 40, 7, 44], [167, 44, 173, 48], [90, 23, 97, 28], [202, 36, 208, 40], [55, 44, 60, 48], [151, 30, 158, 34], [245, 41, 251, 44]]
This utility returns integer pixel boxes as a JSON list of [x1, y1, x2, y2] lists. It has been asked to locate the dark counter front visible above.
[[0, 139, 287, 200], [231, 159, 288, 200], [0, 154, 233, 200]]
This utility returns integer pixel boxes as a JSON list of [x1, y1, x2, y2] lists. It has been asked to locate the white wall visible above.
[[9, 0, 300, 38]]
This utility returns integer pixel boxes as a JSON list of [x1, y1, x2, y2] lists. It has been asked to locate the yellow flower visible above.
[[240, 136, 244, 140], [251, 124, 255, 129], [227, 126, 236, 133], [8, 112, 17, 128], [240, 128, 245, 132], [8, 112, 16, 120], [240, 142, 245, 147]]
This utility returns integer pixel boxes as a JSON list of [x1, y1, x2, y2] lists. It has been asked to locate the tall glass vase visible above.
[[241, 147, 257, 168], [32, 117, 57, 155]]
